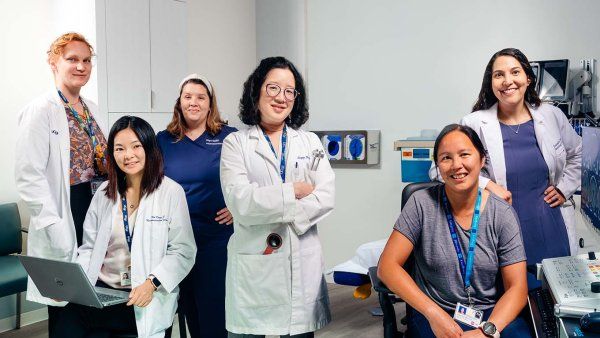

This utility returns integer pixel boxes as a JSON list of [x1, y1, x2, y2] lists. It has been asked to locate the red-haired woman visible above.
[[15, 32, 108, 337]]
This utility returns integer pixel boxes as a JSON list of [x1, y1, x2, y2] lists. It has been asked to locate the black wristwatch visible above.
[[480, 321, 499, 338], [148, 275, 161, 290]]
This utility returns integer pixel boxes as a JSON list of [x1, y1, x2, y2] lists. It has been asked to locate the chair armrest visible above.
[[368, 266, 393, 294]]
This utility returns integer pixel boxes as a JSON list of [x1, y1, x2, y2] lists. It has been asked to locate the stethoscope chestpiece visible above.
[[263, 233, 282, 255]]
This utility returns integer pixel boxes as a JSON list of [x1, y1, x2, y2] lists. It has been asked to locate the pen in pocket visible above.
[[293, 162, 300, 179]]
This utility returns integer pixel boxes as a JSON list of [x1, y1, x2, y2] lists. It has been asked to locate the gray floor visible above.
[[0, 284, 406, 338]]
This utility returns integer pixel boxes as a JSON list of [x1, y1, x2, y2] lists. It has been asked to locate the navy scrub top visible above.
[[157, 125, 237, 239]]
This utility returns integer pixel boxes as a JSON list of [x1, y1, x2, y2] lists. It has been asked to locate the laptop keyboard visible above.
[[98, 292, 125, 304]]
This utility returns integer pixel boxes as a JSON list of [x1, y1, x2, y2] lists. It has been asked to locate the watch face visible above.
[[483, 322, 496, 334]]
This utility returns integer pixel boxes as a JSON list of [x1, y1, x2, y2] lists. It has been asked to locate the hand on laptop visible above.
[[127, 279, 154, 307]]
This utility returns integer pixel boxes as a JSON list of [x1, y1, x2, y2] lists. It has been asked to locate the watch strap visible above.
[[148, 275, 161, 290]]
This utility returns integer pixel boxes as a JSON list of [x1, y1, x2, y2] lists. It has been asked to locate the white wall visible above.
[[187, 0, 257, 131], [0, 0, 97, 328], [256, 0, 307, 76], [306, 0, 600, 269]]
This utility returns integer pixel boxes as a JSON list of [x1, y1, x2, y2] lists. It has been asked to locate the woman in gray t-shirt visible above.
[[378, 124, 531, 338]]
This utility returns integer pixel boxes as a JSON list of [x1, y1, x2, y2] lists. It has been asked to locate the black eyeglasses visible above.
[[265, 83, 299, 101]]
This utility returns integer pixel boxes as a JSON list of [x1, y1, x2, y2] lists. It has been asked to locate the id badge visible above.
[[91, 177, 106, 196], [453, 302, 483, 328], [120, 266, 132, 287]]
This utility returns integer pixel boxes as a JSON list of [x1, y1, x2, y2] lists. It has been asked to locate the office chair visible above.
[[0, 203, 28, 330], [368, 181, 441, 338]]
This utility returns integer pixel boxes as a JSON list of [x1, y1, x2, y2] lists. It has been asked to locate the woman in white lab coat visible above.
[[454, 48, 581, 289], [54, 116, 196, 338], [14, 32, 108, 336], [220, 57, 335, 338]]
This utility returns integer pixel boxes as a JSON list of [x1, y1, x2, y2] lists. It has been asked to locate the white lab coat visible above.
[[430, 103, 582, 253], [77, 178, 196, 338], [220, 126, 335, 336], [14, 90, 107, 306]]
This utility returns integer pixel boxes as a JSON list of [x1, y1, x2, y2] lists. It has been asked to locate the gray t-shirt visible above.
[[394, 185, 526, 311]]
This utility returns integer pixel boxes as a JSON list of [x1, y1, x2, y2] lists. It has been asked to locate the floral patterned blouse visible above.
[[66, 103, 107, 186]]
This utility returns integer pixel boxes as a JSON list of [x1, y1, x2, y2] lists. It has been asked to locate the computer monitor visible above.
[[533, 59, 570, 101], [581, 126, 600, 231]]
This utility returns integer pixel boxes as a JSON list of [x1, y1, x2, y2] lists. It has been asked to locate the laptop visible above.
[[18, 255, 130, 308]]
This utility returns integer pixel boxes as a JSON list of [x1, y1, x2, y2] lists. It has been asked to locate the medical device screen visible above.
[[581, 127, 600, 230], [535, 59, 569, 101]]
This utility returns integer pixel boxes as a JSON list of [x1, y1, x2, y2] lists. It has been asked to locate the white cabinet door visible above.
[[150, 0, 187, 112], [104, 0, 152, 113]]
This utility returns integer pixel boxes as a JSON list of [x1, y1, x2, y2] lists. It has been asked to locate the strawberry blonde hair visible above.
[[47, 32, 94, 64]]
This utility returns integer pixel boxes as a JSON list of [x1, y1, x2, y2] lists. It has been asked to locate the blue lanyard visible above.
[[121, 197, 133, 252], [261, 125, 287, 182], [441, 188, 482, 290], [57, 90, 98, 148]]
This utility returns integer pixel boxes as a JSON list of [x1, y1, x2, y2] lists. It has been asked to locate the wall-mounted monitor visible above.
[[532, 59, 570, 101]]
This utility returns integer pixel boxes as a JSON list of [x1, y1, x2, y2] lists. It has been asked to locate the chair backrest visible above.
[[401, 181, 442, 209], [398, 181, 441, 276], [0, 203, 22, 256]]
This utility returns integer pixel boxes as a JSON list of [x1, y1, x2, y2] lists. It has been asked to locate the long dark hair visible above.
[[433, 124, 487, 166], [239, 56, 309, 129], [104, 116, 164, 201], [472, 48, 541, 112]]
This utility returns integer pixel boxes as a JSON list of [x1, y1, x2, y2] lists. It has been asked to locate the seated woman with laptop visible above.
[[53, 116, 196, 338]]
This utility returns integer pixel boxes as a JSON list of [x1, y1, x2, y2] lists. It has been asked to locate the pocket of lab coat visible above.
[[150, 222, 169, 259], [235, 252, 290, 307], [553, 139, 567, 169], [135, 291, 178, 336], [301, 247, 325, 303], [43, 219, 75, 259]]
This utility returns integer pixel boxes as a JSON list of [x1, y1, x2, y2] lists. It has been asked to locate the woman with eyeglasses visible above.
[[157, 74, 237, 338], [220, 57, 335, 338], [15, 32, 108, 337]]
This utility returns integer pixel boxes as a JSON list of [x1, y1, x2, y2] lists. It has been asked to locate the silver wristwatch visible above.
[[480, 321, 500, 338]]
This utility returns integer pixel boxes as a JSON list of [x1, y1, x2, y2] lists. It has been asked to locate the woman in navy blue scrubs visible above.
[[157, 74, 236, 338]]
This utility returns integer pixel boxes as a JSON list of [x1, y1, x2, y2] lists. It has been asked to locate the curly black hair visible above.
[[238, 56, 309, 129]]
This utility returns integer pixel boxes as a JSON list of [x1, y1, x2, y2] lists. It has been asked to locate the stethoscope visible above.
[[262, 233, 282, 255]]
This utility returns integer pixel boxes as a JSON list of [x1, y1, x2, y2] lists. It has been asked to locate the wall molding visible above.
[[0, 307, 47, 334]]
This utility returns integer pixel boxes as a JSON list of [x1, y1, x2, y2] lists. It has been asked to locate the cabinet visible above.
[[96, 0, 187, 114]]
